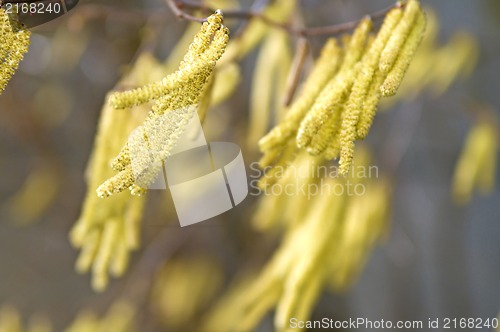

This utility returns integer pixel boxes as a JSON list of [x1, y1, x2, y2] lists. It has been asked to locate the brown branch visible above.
[[299, 1, 406, 36], [283, 37, 309, 107], [172, 0, 407, 36], [166, 0, 206, 23]]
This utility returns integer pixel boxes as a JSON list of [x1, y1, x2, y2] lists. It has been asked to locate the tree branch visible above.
[[165, 0, 206, 23], [283, 37, 309, 107], [171, 0, 407, 36]]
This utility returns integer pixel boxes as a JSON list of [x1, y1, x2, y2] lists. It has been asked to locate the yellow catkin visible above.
[[196, 70, 215, 123], [164, 23, 201, 72], [75, 230, 100, 273], [110, 103, 195, 178], [353, 6, 404, 106], [180, 13, 224, 70], [452, 120, 498, 204], [308, 34, 378, 156], [110, 145, 129, 171], [296, 67, 355, 150], [65, 301, 135, 332], [71, 103, 145, 246], [477, 132, 497, 195], [0, 306, 22, 332], [275, 179, 346, 330], [259, 146, 283, 169], [152, 258, 223, 329], [281, 154, 325, 227], [248, 30, 289, 147], [0, 9, 31, 93], [378, 9, 478, 107], [64, 312, 99, 332], [259, 39, 343, 153], [96, 166, 136, 198], [313, 34, 373, 154], [251, 189, 287, 230], [109, 239, 129, 277], [307, 99, 345, 156], [258, 140, 297, 188], [255, 153, 324, 230], [92, 219, 120, 292], [280, 272, 323, 332], [330, 196, 365, 289], [337, 8, 406, 174], [341, 17, 373, 70], [204, 180, 345, 332], [323, 128, 342, 159], [74, 126, 129, 243], [98, 14, 229, 197], [109, 13, 223, 109], [330, 179, 390, 290], [123, 193, 145, 249], [296, 18, 372, 150], [5, 165, 59, 224], [152, 26, 229, 116], [71, 54, 148, 290], [338, 98, 360, 174], [379, 0, 421, 73], [356, 70, 386, 139], [28, 314, 53, 332], [380, 11, 426, 97]]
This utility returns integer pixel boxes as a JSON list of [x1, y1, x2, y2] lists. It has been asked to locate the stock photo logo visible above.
[[2, 0, 79, 28], [128, 105, 249, 227]]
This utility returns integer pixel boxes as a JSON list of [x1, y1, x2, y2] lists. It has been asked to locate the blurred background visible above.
[[0, 0, 499, 331]]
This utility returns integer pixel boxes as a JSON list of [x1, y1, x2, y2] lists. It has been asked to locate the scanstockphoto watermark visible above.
[[249, 162, 379, 198]]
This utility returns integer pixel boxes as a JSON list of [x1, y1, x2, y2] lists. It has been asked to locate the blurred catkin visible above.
[[0, 306, 52, 332], [70, 54, 162, 292], [64, 301, 135, 332], [4, 164, 60, 225], [452, 117, 498, 204], [248, 29, 292, 148], [203, 148, 390, 332], [151, 257, 223, 330]]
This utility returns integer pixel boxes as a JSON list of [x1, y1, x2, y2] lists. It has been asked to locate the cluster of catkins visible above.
[[202, 149, 392, 332], [0, 8, 30, 93], [96, 11, 229, 198], [259, 0, 426, 181]]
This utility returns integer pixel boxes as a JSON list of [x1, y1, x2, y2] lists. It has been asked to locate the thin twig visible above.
[[299, 1, 406, 36], [172, 0, 407, 36], [166, 0, 206, 23], [283, 37, 309, 107]]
